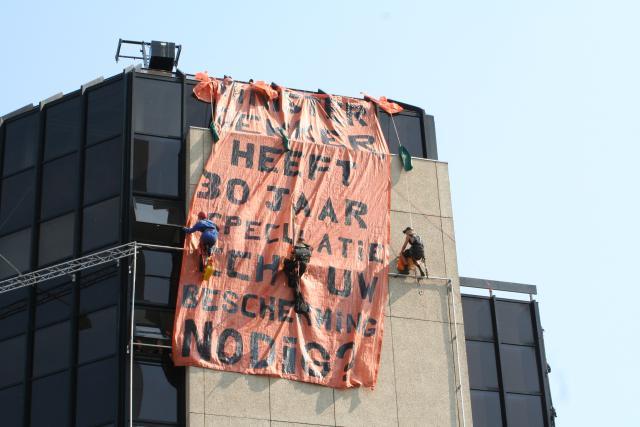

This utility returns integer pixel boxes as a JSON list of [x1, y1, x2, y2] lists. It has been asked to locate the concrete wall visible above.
[[185, 128, 472, 426]]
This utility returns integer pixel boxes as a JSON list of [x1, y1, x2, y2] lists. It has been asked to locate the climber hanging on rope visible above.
[[283, 235, 313, 314], [398, 226, 427, 277], [183, 211, 218, 272]]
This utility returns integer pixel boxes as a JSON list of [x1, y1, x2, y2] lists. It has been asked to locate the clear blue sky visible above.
[[2, 1, 638, 425]]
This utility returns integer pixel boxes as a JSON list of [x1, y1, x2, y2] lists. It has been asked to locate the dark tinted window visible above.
[[505, 394, 544, 427], [0, 334, 26, 387], [186, 84, 211, 128], [136, 276, 172, 306], [82, 197, 120, 252], [134, 78, 182, 138], [84, 136, 122, 205], [134, 197, 184, 225], [32, 320, 71, 377], [135, 307, 173, 341], [0, 228, 32, 279], [76, 357, 117, 427], [3, 113, 38, 176], [38, 213, 75, 266], [35, 279, 73, 327], [0, 384, 24, 427], [0, 168, 36, 233], [78, 306, 117, 364], [30, 370, 70, 427], [133, 221, 182, 247], [496, 301, 535, 345], [44, 96, 82, 160], [470, 390, 503, 427], [133, 360, 178, 423], [135, 250, 179, 306], [466, 341, 499, 390], [79, 265, 120, 314], [501, 344, 540, 394], [40, 153, 79, 219], [0, 288, 29, 340], [133, 136, 181, 197], [87, 81, 123, 145], [139, 250, 178, 277], [462, 297, 494, 341], [379, 111, 424, 157]]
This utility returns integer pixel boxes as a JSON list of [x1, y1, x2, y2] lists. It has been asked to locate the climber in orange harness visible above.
[[397, 226, 427, 277]]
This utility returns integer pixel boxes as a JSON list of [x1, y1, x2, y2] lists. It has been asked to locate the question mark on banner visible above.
[[337, 342, 355, 381]]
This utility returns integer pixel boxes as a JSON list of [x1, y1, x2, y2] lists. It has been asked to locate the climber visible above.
[[184, 211, 219, 271], [398, 226, 427, 277], [283, 236, 313, 314]]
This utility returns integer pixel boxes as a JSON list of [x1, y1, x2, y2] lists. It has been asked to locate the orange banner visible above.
[[172, 79, 390, 388]]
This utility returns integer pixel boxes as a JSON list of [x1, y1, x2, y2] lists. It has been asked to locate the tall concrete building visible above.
[[0, 48, 554, 426]]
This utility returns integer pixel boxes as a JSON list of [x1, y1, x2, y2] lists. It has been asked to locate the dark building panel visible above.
[[30, 370, 70, 427], [76, 357, 118, 427], [0, 384, 24, 427], [133, 77, 182, 138], [78, 265, 120, 314], [44, 95, 83, 161], [84, 136, 123, 205], [0, 228, 32, 279], [133, 359, 179, 423], [470, 390, 503, 427], [496, 300, 535, 345], [82, 196, 121, 252], [86, 80, 124, 145], [77, 305, 118, 364], [462, 297, 494, 341], [133, 197, 184, 225], [32, 320, 71, 377], [133, 135, 181, 197], [38, 212, 75, 266], [34, 279, 73, 328], [40, 153, 79, 219], [0, 169, 36, 234], [185, 83, 212, 129], [0, 288, 29, 340], [2, 112, 39, 177], [0, 334, 27, 387], [466, 340, 500, 390]]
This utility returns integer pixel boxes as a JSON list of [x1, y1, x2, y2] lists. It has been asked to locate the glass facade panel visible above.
[[134, 197, 183, 225], [0, 384, 24, 427], [134, 78, 182, 138], [30, 370, 70, 427], [136, 276, 172, 306], [84, 136, 122, 205], [496, 301, 535, 345], [76, 357, 117, 427], [86, 80, 123, 145], [0, 334, 26, 387], [0, 168, 35, 233], [138, 250, 178, 278], [44, 96, 82, 160], [78, 306, 117, 364], [35, 279, 73, 328], [133, 360, 178, 423], [40, 153, 79, 219], [186, 83, 211, 129], [82, 197, 120, 252], [501, 344, 541, 394], [470, 390, 503, 427], [378, 111, 424, 157], [79, 265, 120, 314], [3, 113, 39, 176], [462, 297, 494, 341], [38, 212, 75, 266], [0, 288, 29, 340], [505, 393, 544, 427], [134, 307, 173, 341], [32, 320, 71, 377], [133, 135, 181, 197], [466, 340, 500, 390], [0, 228, 32, 279]]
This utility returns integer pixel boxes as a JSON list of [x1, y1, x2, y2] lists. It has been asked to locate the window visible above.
[[466, 341, 499, 390], [44, 96, 82, 160], [186, 84, 211, 129], [40, 153, 79, 219], [32, 320, 71, 377], [133, 359, 178, 423], [136, 250, 179, 306], [76, 357, 117, 427], [35, 279, 73, 328], [134, 197, 184, 225], [0, 228, 32, 279], [3, 113, 39, 177], [470, 390, 503, 427], [79, 265, 120, 314], [0, 384, 24, 427], [462, 297, 494, 341], [78, 306, 117, 364], [0, 288, 29, 340], [86, 80, 124, 145], [38, 213, 75, 266], [0, 335, 26, 387], [84, 136, 122, 205], [501, 344, 541, 394], [82, 197, 120, 252], [134, 78, 182, 138], [134, 307, 173, 341], [0, 168, 36, 234], [378, 110, 424, 157], [133, 135, 181, 197], [505, 394, 544, 427], [30, 370, 70, 427], [496, 301, 535, 345]]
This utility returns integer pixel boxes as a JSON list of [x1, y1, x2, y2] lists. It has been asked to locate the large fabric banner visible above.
[[172, 76, 391, 388]]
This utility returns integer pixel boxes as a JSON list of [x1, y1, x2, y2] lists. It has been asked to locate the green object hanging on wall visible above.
[[278, 128, 290, 152], [398, 145, 413, 171], [209, 121, 220, 143]]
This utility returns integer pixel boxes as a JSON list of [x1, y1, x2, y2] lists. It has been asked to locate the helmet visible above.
[[197, 211, 207, 220]]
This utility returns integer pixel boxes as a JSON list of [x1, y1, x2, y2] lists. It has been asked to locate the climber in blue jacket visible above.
[[183, 211, 218, 271]]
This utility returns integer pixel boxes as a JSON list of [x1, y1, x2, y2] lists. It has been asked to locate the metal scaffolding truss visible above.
[[0, 242, 139, 295]]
